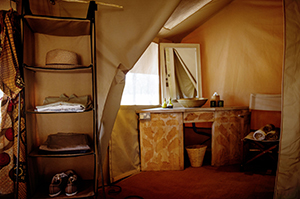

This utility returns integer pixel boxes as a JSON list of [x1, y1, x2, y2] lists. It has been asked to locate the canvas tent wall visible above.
[[111, 1, 300, 198], [181, 0, 283, 106], [2, 0, 300, 198], [110, 0, 283, 186], [178, 1, 300, 197]]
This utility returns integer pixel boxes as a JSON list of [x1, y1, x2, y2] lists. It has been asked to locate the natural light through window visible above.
[[121, 42, 159, 105]]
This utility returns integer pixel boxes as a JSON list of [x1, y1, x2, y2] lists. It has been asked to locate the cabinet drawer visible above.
[[183, 111, 214, 123]]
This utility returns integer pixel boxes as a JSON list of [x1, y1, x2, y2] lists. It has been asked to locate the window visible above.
[[121, 42, 159, 105]]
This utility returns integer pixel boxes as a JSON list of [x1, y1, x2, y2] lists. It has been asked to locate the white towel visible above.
[[253, 129, 266, 141], [35, 101, 85, 112], [35, 94, 92, 112]]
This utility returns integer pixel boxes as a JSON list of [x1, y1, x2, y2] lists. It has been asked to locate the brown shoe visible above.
[[49, 172, 68, 197], [65, 170, 78, 196]]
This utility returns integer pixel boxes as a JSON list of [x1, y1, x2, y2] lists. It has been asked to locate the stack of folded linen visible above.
[[39, 132, 91, 154], [244, 124, 280, 141], [253, 124, 279, 141], [35, 94, 92, 112]]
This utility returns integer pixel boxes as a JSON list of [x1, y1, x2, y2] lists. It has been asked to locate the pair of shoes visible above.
[[49, 170, 78, 197], [65, 170, 78, 197]]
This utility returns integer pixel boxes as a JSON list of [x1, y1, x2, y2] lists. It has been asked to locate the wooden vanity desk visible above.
[[137, 106, 250, 171]]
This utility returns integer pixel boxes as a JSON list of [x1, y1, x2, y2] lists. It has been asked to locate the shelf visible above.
[[24, 15, 91, 36], [25, 108, 94, 114], [31, 179, 95, 199], [24, 64, 93, 73], [29, 148, 95, 158], [22, 2, 98, 198]]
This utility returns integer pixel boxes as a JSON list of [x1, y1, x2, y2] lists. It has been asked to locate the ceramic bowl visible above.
[[177, 98, 208, 108]]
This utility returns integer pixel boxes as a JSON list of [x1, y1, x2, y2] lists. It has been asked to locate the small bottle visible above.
[[167, 98, 173, 108], [162, 98, 167, 108], [211, 92, 220, 101], [218, 100, 224, 107]]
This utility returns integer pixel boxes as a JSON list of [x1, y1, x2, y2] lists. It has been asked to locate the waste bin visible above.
[[186, 145, 207, 167]]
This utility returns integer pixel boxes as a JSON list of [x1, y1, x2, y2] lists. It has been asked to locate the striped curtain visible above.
[[0, 9, 26, 198]]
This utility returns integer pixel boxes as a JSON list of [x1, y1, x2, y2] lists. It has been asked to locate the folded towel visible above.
[[265, 130, 279, 140], [253, 129, 266, 141], [35, 94, 92, 112], [252, 124, 278, 141]]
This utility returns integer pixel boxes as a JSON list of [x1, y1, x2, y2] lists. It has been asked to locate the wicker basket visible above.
[[186, 145, 207, 167]]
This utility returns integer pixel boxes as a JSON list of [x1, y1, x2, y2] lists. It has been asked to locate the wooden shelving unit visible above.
[[22, 2, 98, 198]]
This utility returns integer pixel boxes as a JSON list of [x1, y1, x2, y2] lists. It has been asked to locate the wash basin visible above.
[[177, 98, 208, 108]]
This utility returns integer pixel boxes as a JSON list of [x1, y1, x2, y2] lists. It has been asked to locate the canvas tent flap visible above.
[[94, 0, 181, 175], [275, 0, 300, 198], [109, 105, 157, 182]]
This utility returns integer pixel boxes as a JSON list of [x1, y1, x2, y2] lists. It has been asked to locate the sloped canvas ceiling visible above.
[[157, 0, 234, 42]]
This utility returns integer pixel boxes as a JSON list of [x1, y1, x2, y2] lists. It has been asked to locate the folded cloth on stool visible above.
[[253, 129, 266, 141], [244, 124, 279, 141], [253, 124, 275, 140], [39, 132, 91, 154]]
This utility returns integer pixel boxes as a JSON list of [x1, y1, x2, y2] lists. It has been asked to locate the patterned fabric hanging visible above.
[[0, 9, 26, 198]]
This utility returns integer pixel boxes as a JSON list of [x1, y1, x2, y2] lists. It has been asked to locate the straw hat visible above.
[[44, 49, 83, 69]]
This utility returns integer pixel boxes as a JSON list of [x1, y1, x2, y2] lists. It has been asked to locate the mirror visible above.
[[160, 43, 202, 101]]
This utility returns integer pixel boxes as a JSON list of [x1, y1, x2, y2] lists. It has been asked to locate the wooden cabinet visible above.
[[139, 112, 184, 171], [138, 107, 250, 170], [22, 6, 98, 198]]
